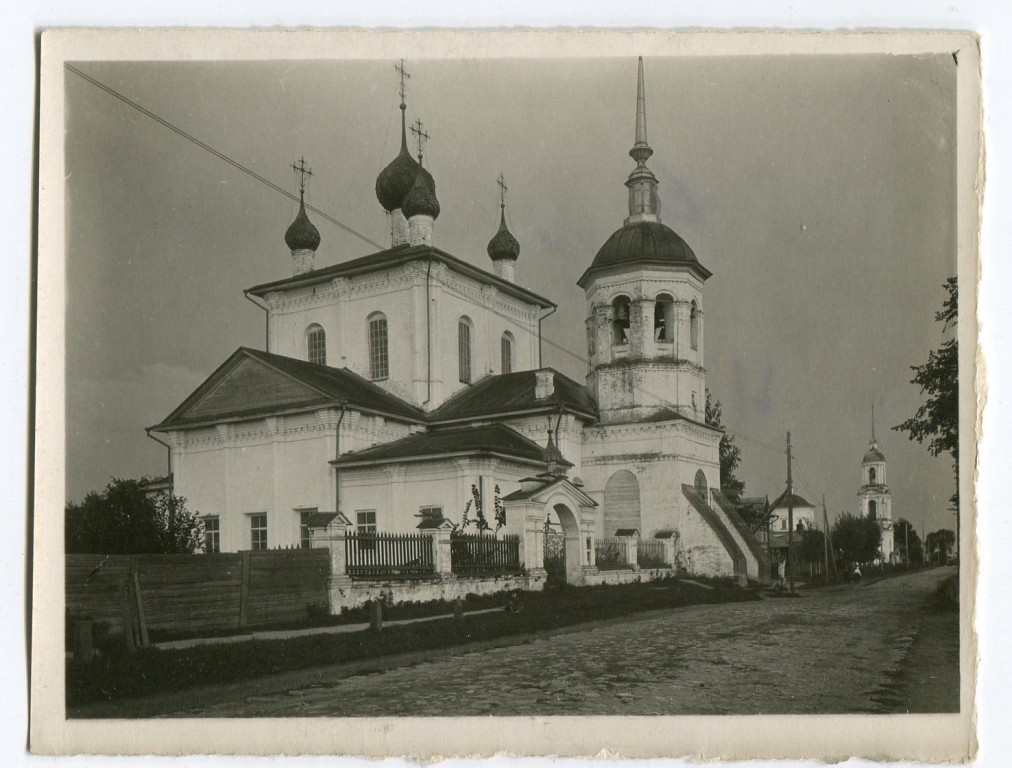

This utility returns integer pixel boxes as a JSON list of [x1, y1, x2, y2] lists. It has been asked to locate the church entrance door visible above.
[[544, 527, 567, 586]]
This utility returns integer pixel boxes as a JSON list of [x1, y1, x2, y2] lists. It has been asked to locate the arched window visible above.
[[368, 313, 388, 380], [501, 331, 514, 374], [869, 467, 877, 484], [694, 469, 708, 497], [604, 470, 641, 536], [654, 293, 674, 342], [612, 296, 631, 346], [458, 317, 473, 384], [690, 300, 699, 350], [306, 324, 326, 365], [868, 499, 878, 520]]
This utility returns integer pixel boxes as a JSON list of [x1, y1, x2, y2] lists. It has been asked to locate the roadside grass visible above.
[[68, 576, 756, 709], [930, 573, 958, 612]]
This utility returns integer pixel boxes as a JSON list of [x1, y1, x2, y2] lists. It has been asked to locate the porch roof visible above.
[[332, 423, 548, 467], [430, 369, 598, 423]]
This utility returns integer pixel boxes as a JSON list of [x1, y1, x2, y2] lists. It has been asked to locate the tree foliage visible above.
[[65, 478, 204, 555], [736, 497, 773, 536], [925, 528, 956, 564], [894, 277, 958, 509], [705, 389, 745, 503], [797, 524, 827, 565], [893, 518, 924, 564], [830, 512, 882, 565]]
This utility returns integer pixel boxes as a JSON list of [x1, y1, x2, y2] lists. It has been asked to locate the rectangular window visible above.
[[356, 510, 377, 534], [250, 513, 268, 551], [458, 321, 472, 383], [369, 316, 389, 380], [203, 515, 220, 553], [419, 505, 443, 521], [299, 509, 317, 549]]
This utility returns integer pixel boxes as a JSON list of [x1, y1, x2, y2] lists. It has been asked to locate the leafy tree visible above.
[[831, 512, 882, 565], [894, 277, 958, 513], [925, 528, 956, 565], [65, 478, 204, 555], [736, 497, 773, 537], [705, 389, 745, 502], [797, 525, 827, 565], [893, 518, 924, 565]]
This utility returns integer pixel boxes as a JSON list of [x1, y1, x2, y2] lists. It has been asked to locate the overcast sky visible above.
[[64, 54, 957, 536]]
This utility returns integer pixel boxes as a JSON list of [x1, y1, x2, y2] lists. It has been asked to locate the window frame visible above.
[[690, 300, 700, 350], [500, 331, 514, 374], [298, 508, 318, 549], [368, 313, 389, 381], [458, 317, 473, 384], [306, 324, 327, 365], [203, 515, 220, 554], [249, 512, 268, 551]]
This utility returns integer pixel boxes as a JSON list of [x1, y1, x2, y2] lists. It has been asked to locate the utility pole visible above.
[[904, 519, 910, 567], [822, 495, 830, 580], [786, 431, 795, 594]]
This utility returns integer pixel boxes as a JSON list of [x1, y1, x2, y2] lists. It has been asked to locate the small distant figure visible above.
[[852, 565, 862, 583], [504, 589, 523, 613]]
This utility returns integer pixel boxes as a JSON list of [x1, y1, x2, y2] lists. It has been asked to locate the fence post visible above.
[[429, 519, 455, 577], [239, 550, 251, 628], [616, 534, 640, 570], [661, 536, 677, 568], [310, 512, 353, 615]]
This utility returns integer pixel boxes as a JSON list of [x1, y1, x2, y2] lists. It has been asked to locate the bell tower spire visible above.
[[625, 57, 661, 225]]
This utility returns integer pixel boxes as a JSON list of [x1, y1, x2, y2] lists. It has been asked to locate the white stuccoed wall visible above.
[[262, 260, 541, 411]]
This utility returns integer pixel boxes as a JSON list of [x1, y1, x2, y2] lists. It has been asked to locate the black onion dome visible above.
[[284, 200, 321, 251], [375, 142, 420, 213], [487, 209, 520, 261], [863, 446, 886, 463], [401, 166, 440, 220]]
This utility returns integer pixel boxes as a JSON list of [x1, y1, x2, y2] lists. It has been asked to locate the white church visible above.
[[150, 59, 767, 588]]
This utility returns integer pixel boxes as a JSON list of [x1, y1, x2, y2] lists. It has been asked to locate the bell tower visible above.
[[858, 407, 894, 561], [578, 58, 712, 424]]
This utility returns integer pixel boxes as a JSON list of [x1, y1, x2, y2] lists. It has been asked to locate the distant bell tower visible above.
[[577, 57, 712, 424], [858, 407, 894, 561]]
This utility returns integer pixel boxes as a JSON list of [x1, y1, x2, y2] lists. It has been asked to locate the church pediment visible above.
[[502, 476, 597, 508], [155, 351, 333, 428]]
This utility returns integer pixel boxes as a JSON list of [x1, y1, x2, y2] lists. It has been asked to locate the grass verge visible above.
[[68, 576, 756, 709]]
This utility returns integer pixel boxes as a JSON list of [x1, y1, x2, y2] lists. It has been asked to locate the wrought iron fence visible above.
[[450, 531, 521, 576], [344, 532, 435, 579], [594, 539, 628, 570], [637, 539, 669, 568]]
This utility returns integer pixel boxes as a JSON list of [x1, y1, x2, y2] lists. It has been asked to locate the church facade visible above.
[[150, 59, 767, 586], [858, 426, 895, 563]]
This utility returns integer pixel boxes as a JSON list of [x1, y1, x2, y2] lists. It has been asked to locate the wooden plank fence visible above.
[[450, 532, 521, 576], [344, 532, 434, 580], [65, 548, 330, 641]]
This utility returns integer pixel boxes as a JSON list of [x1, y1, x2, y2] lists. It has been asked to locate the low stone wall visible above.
[[328, 572, 544, 613], [582, 566, 674, 587]]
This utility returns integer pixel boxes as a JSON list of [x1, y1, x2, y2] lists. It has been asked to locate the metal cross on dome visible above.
[[395, 59, 410, 105], [497, 172, 508, 208], [410, 118, 430, 159], [290, 156, 314, 196]]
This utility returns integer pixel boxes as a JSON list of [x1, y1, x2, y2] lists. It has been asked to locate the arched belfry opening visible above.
[[654, 293, 674, 342], [612, 296, 631, 346], [694, 469, 708, 497]]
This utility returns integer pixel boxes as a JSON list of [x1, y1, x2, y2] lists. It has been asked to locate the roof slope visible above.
[[246, 244, 554, 310], [334, 423, 547, 465], [769, 489, 815, 511], [431, 369, 598, 422], [152, 348, 425, 430]]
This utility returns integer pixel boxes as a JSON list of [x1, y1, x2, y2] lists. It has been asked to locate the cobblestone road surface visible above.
[[115, 568, 962, 717]]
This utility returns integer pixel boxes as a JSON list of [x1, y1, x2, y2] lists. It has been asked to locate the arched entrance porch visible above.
[[543, 500, 587, 586]]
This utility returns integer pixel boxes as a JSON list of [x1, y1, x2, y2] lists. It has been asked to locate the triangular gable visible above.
[[154, 350, 334, 429], [514, 476, 598, 508]]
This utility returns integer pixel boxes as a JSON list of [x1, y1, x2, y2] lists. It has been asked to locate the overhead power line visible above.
[[68, 62, 785, 460], [64, 63, 385, 251]]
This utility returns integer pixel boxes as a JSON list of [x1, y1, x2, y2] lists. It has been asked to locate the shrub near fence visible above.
[[65, 548, 330, 642], [595, 539, 627, 570], [344, 532, 435, 580], [637, 539, 669, 569], [450, 531, 521, 576]]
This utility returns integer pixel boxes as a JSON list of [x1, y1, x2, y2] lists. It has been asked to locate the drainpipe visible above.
[[243, 289, 270, 351], [423, 258, 433, 406], [145, 428, 172, 484], [334, 404, 348, 514], [537, 305, 558, 369]]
